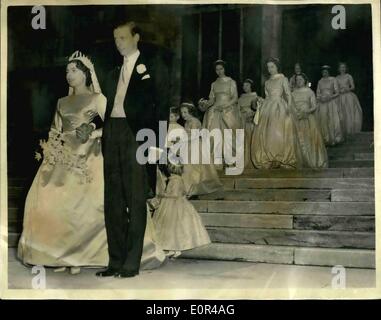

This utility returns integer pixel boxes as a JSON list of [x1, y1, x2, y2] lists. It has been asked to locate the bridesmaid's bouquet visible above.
[[35, 129, 92, 184], [253, 97, 264, 125], [198, 98, 209, 112]]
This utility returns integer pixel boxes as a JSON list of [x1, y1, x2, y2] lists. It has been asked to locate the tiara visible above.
[[68, 50, 94, 72], [180, 102, 195, 108]]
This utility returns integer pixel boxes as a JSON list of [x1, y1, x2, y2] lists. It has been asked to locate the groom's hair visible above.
[[113, 20, 141, 37]]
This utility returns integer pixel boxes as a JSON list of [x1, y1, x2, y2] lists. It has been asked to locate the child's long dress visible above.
[[153, 174, 211, 251], [238, 92, 258, 169]]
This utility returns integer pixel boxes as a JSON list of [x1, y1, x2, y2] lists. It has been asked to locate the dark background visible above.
[[7, 4, 373, 179]]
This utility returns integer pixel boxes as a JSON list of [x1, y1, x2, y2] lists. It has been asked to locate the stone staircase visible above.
[[7, 132, 375, 268], [182, 132, 375, 268]]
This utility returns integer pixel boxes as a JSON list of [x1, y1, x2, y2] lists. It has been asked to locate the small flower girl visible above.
[[153, 162, 211, 258], [165, 107, 187, 149]]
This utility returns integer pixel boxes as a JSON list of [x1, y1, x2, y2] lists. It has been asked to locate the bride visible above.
[[17, 51, 165, 274]]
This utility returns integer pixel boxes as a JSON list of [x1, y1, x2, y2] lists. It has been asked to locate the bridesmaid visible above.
[[291, 73, 328, 168], [198, 60, 242, 170], [237, 79, 260, 169], [316, 65, 344, 146], [289, 62, 303, 92], [179, 102, 223, 197], [336, 62, 363, 135], [251, 57, 301, 169], [290, 62, 312, 92]]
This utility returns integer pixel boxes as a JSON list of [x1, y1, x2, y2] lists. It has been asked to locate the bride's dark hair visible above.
[[67, 59, 93, 87]]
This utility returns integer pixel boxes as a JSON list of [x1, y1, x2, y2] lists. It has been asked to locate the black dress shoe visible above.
[[95, 268, 118, 277], [115, 270, 139, 278]]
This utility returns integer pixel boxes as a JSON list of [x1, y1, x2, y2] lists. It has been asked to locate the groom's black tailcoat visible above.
[[101, 51, 166, 272]]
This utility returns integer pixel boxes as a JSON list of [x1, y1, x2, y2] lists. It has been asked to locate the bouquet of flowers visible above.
[[35, 129, 92, 184], [198, 98, 210, 112]]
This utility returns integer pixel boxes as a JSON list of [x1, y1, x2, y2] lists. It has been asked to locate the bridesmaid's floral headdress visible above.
[[67, 50, 102, 95]]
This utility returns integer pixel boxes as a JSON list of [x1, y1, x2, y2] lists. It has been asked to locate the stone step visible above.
[[200, 188, 374, 202], [191, 200, 374, 216], [349, 131, 373, 137], [343, 132, 374, 142], [229, 178, 374, 190], [293, 215, 374, 232], [327, 146, 373, 155], [8, 232, 20, 248], [206, 227, 374, 249], [10, 204, 374, 232], [329, 160, 374, 168], [331, 189, 375, 202], [222, 168, 374, 178], [201, 213, 293, 229], [10, 201, 374, 232], [200, 213, 373, 232], [198, 189, 331, 201], [343, 133, 374, 142], [328, 154, 353, 161], [294, 247, 375, 268], [328, 153, 374, 161], [181, 243, 375, 268], [354, 153, 374, 160]]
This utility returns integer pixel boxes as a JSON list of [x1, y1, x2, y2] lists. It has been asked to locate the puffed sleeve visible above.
[[50, 99, 63, 133], [208, 82, 215, 101], [264, 81, 269, 98], [348, 74, 355, 90], [96, 93, 107, 121], [316, 80, 322, 99], [282, 76, 292, 105], [230, 79, 238, 101], [333, 77, 339, 95], [289, 75, 295, 91], [250, 93, 258, 110], [189, 118, 202, 130], [309, 89, 317, 113], [91, 94, 107, 139]]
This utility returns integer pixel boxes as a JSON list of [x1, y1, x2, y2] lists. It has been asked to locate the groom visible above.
[[94, 21, 159, 278]]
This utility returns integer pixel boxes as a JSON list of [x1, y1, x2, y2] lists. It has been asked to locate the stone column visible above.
[[171, 15, 183, 107], [261, 5, 283, 82]]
